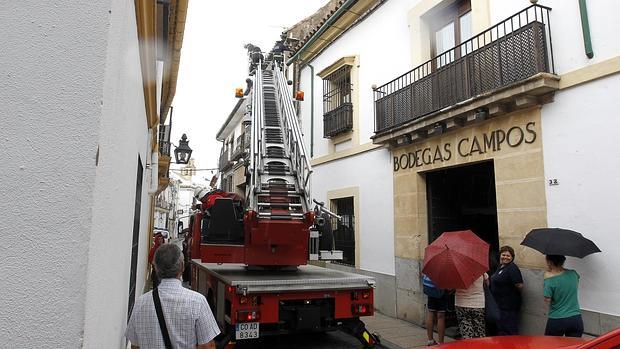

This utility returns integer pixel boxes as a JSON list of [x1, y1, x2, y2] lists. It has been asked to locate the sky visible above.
[[169, 0, 327, 182]]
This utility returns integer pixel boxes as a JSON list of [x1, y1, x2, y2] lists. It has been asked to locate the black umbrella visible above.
[[521, 228, 601, 258]]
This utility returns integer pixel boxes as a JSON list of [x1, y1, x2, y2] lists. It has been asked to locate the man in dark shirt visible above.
[[244, 43, 263, 75]]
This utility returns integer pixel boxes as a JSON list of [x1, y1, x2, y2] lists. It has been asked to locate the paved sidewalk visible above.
[[364, 312, 455, 349], [364, 312, 597, 348]]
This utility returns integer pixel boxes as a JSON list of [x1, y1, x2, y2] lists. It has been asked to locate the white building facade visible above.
[[155, 178, 180, 238], [287, 0, 620, 334], [216, 97, 251, 197], [0, 1, 189, 347]]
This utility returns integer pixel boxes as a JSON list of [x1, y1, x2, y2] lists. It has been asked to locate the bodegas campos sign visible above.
[[393, 122, 537, 172]]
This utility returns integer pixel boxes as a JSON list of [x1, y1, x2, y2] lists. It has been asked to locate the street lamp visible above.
[[174, 134, 193, 164]]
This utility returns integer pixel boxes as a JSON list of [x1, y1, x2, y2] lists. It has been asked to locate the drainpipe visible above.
[[578, 0, 594, 58], [307, 63, 315, 157], [286, 0, 358, 66]]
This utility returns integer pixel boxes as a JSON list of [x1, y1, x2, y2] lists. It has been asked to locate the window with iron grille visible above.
[[331, 197, 355, 266], [322, 65, 353, 138]]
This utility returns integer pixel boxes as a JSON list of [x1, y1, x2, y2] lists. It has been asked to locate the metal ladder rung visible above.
[[257, 203, 303, 208], [258, 212, 304, 219]]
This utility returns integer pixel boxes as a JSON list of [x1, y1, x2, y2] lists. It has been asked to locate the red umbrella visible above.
[[422, 230, 489, 289]]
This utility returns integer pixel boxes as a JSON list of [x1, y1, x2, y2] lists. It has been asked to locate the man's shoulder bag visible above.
[[153, 286, 174, 349]]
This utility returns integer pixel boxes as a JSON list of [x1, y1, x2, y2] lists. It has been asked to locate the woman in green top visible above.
[[543, 254, 583, 337]]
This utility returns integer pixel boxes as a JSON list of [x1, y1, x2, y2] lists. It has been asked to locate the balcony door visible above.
[[431, 0, 472, 68]]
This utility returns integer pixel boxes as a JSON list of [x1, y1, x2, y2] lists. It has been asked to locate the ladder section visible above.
[[273, 65, 312, 211], [255, 69, 307, 220]]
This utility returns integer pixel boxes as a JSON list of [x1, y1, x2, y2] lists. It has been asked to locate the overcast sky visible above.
[[169, 1, 326, 182]]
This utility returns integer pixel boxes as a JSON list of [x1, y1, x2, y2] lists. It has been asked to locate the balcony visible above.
[[158, 124, 172, 157], [231, 133, 250, 160], [373, 5, 559, 145], [219, 148, 231, 171], [157, 124, 172, 193], [324, 102, 353, 138]]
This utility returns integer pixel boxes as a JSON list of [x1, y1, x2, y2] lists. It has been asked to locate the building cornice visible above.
[[317, 56, 356, 78], [160, 0, 189, 122], [288, 0, 383, 66], [311, 142, 384, 166], [559, 55, 620, 90], [134, 0, 158, 129]]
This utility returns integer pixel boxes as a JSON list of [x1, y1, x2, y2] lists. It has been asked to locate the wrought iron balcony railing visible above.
[[158, 124, 172, 157], [374, 5, 554, 134], [324, 102, 353, 138], [218, 149, 231, 171], [231, 133, 250, 160]]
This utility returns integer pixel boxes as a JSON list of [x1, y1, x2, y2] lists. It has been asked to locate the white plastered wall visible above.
[[296, 0, 418, 276], [490, 0, 620, 317], [312, 149, 395, 275], [0, 0, 115, 347], [541, 74, 620, 316], [490, 0, 620, 74], [83, 0, 152, 346], [299, 0, 413, 158]]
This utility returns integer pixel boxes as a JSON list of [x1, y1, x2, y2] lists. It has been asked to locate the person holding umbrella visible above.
[[543, 254, 583, 337], [455, 272, 488, 339], [521, 228, 601, 338], [422, 230, 491, 340]]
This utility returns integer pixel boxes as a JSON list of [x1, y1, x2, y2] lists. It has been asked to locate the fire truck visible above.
[[189, 57, 380, 349]]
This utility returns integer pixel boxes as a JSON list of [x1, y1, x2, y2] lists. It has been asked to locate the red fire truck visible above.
[[189, 61, 380, 348]]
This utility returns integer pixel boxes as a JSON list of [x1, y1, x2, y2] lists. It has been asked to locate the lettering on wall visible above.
[[393, 122, 537, 171]]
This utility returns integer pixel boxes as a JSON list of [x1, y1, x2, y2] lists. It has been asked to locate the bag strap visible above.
[[153, 286, 174, 349]]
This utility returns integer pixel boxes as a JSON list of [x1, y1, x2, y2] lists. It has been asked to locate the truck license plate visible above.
[[235, 322, 259, 340]]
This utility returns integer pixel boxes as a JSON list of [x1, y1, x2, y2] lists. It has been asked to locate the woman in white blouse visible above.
[[455, 273, 488, 339]]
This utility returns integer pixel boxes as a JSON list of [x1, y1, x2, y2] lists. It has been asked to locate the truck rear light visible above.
[[237, 310, 260, 322], [239, 296, 259, 305], [362, 290, 370, 299], [352, 304, 371, 315], [352, 290, 372, 301]]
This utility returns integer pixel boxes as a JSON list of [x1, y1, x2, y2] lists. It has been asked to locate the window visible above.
[[331, 197, 355, 266], [128, 155, 144, 319], [431, 0, 472, 68], [322, 65, 353, 138], [435, 22, 455, 65], [220, 174, 233, 192]]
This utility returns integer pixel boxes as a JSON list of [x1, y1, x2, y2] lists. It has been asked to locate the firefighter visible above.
[[244, 43, 263, 75], [148, 231, 164, 287]]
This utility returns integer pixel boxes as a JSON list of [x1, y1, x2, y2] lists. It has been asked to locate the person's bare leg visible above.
[[437, 311, 446, 344], [426, 310, 436, 341]]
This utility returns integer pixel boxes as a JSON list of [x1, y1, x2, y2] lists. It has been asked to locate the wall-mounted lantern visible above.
[[174, 134, 193, 164]]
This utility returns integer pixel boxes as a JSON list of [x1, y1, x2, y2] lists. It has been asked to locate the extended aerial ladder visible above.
[[194, 61, 336, 267]]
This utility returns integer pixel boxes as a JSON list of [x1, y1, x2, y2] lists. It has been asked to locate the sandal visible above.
[[427, 339, 438, 346]]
